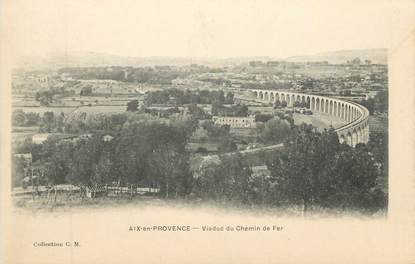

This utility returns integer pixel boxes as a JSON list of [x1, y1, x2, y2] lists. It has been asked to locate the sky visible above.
[[4, 0, 415, 59]]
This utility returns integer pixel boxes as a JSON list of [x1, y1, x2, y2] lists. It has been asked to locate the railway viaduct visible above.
[[251, 89, 370, 147]]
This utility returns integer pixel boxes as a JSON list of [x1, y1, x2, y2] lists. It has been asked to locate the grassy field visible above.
[[13, 106, 77, 115], [293, 112, 346, 131], [12, 193, 386, 219], [248, 105, 275, 114], [230, 128, 255, 136]]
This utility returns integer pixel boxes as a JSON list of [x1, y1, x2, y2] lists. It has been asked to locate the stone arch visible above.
[[259, 91, 263, 100], [344, 105, 347, 120], [325, 100, 329, 114], [352, 129, 358, 147], [316, 98, 320, 111], [347, 132, 352, 145], [329, 100, 333, 115], [347, 105, 351, 121], [357, 127, 362, 144], [270, 92, 275, 102], [334, 101, 338, 117], [344, 104, 349, 121], [339, 134, 346, 144], [344, 104, 348, 121], [341, 103, 345, 119]]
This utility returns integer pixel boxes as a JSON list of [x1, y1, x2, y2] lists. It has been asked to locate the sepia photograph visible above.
[[1, 0, 414, 263]]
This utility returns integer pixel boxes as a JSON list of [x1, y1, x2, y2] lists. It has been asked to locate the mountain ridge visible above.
[[285, 48, 387, 64]]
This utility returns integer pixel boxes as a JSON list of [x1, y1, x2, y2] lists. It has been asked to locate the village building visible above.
[[212, 116, 256, 128]]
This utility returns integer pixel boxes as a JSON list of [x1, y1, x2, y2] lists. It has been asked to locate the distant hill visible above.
[[16, 52, 194, 69], [15, 48, 387, 69], [285, 48, 387, 64], [16, 51, 272, 69]]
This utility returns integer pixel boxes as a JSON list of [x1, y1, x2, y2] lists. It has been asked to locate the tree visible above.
[[256, 117, 291, 144], [232, 104, 248, 117], [360, 98, 375, 114], [192, 154, 253, 203], [366, 131, 388, 193], [201, 121, 230, 140], [255, 114, 273, 123], [274, 100, 281, 109], [351, 57, 361, 65], [374, 90, 388, 113], [211, 100, 223, 116], [267, 124, 385, 215], [324, 145, 385, 211], [192, 156, 225, 200], [340, 90, 352, 96], [80, 86, 93, 96], [93, 149, 113, 187], [12, 109, 26, 126], [25, 112, 41, 126], [152, 144, 192, 198], [225, 92, 234, 104], [111, 119, 192, 197], [12, 156, 28, 187], [188, 104, 209, 119], [35, 91, 54, 106], [217, 90, 226, 104], [293, 101, 301, 107], [196, 147, 208, 154], [41, 111, 55, 132], [126, 99, 139, 112], [268, 125, 314, 213], [218, 137, 237, 153], [66, 136, 105, 187], [219, 154, 252, 203]]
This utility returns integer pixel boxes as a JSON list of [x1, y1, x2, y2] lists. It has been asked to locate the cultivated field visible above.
[[73, 105, 127, 114]]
